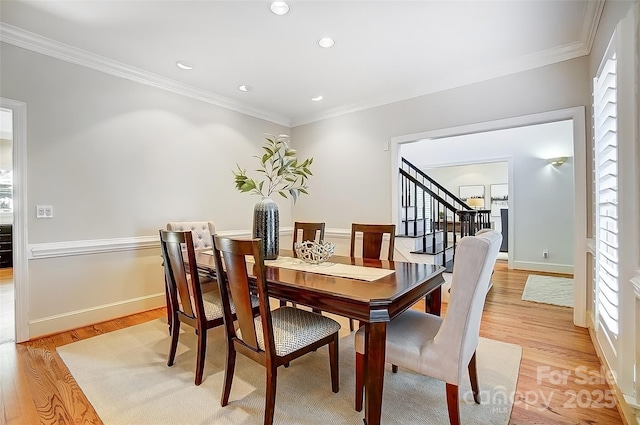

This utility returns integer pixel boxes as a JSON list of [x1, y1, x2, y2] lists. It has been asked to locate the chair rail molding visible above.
[[28, 229, 254, 259]]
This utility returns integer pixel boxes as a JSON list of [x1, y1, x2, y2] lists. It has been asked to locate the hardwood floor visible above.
[[0, 262, 624, 424]]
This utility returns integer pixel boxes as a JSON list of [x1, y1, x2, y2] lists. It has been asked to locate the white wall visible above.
[[401, 121, 574, 270], [0, 42, 290, 337]]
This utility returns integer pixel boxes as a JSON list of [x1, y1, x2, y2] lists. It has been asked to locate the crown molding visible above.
[[580, 0, 606, 53], [0, 23, 291, 127]]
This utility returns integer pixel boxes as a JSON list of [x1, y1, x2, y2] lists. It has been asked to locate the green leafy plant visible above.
[[233, 134, 313, 203]]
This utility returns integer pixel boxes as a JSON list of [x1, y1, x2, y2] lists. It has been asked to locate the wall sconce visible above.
[[547, 156, 568, 166]]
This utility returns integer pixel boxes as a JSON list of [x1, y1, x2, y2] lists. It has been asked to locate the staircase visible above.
[[397, 158, 491, 272]]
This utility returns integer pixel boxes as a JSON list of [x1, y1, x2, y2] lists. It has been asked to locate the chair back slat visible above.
[[350, 223, 396, 261], [292, 222, 326, 257], [213, 236, 275, 356], [159, 230, 204, 320]]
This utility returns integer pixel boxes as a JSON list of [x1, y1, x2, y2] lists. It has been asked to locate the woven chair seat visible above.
[[202, 291, 259, 321], [251, 307, 341, 357]]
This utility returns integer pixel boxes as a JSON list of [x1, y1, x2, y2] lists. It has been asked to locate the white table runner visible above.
[[202, 251, 394, 282], [262, 256, 395, 282]]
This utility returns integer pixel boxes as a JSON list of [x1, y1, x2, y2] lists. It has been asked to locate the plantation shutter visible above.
[[593, 36, 619, 353]]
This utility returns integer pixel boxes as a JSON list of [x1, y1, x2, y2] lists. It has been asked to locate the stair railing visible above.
[[399, 158, 494, 271], [399, 169, 459, 269]]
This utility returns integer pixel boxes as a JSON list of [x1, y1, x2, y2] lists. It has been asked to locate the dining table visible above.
[[193, 249, 446, 425]]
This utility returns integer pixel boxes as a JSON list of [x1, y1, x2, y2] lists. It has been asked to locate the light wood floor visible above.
[[0, 262, 624, 424]]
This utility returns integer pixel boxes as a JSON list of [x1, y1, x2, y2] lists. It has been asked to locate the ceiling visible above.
[[0, 1, 604, 127]]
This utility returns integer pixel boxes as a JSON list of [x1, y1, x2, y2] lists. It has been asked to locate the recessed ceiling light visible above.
[[176, 61, 193, 70], [238, 85, 252, 92], [311, 95, 323, 102], [318, 37, 335, 48], [270, 1, 290, 15]]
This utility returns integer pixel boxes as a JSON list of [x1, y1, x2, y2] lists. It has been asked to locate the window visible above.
[[593, 33, 619, 353]]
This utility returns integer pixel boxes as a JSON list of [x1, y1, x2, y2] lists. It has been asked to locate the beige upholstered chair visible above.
[[166, 221, 215, 251], [354, 230, 502, 425], [212, 235, 341, 425]]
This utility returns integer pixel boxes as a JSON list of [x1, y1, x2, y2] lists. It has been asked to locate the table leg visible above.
[[424, 286, 442, 316], [364, 322, 387, 425]]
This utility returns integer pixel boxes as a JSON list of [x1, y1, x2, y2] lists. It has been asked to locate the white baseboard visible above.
[[511, 260, 573, 275], [28, 292, 166, 339]]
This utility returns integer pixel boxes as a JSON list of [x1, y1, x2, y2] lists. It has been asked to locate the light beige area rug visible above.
[[522, 274, 574, 308], [57, 319, 522, 425]]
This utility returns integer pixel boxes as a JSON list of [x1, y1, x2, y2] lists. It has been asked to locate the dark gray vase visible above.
[[253, 197, 279, 260]]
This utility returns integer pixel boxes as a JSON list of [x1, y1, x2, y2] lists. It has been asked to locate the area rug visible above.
[[57, 319, 522, 425], [522, 274, 574, 307]]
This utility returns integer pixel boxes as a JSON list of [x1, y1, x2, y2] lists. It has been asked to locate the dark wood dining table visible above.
[[194, 250, 445, 425]]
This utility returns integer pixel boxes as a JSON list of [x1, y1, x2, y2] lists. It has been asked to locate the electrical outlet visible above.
[[543, 249, 549, 258], [36, 205, 53, 219]]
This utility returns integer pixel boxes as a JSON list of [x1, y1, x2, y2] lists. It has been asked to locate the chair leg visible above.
[[391, 364, 398, 373], [349, 319, 355, 332], [221, 343, 236, 406], [279, 299, 287, 307], [445, 383, 461, 425], [167, 317, 180, 367], [164, 284, 172, 335], [329, 334, 339, 393], [194, 326, 207, 386], [264, 366, 278, 425], [354, 351, 364, 412], [468, 350, 481, 404]]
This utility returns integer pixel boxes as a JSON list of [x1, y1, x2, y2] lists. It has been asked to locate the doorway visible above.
[[0, 98, 28, 342], [0, 107, 14, 343], [390, 107, 587, 326]]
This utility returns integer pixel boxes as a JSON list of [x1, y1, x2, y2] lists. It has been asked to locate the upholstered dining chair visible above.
[[212, 235, 341, 425], [348, 223, 396, 330], [353, 230, 502, 425], [159, 229, 225, 385], [166, 221, 215, 251]]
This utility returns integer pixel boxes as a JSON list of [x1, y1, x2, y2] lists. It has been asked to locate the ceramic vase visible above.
[[253, 197, 279, 259]]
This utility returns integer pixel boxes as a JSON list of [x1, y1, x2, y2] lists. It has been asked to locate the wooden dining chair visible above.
[[353, 230, 502, 425], [212, 235, 341, 425], [163, 221, 217, 331], [281, 221, 326, 309], [292, 221, 326, 252], [348, 223, 396, 330], [350, 223, 396, 261], [159, 229, 225, 385]]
